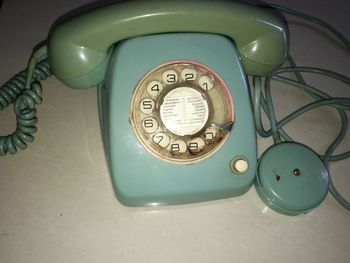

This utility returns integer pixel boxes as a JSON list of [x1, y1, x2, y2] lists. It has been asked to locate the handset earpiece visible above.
[[47, 0, 288, 89]]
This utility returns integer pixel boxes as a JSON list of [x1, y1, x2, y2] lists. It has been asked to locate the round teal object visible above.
[[255, 142, 330, 216]]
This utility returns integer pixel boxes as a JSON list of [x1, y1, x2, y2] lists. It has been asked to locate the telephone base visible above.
[[98, 33, 257, 206]]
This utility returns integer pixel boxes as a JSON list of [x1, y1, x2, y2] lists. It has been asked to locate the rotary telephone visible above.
[[1, 0, 349, 215], [69, 0, 289, 207]]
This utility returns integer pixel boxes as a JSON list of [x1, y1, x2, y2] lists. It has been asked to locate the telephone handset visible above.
[[48, 0, 287, 89], [2, 0, 289, 206]]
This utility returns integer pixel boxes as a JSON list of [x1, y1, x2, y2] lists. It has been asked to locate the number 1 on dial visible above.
[[199, 75, 214, 91]]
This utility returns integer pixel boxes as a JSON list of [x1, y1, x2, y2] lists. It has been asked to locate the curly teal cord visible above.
[[254, 5, 350, 210], [0, 46, 51, 156]]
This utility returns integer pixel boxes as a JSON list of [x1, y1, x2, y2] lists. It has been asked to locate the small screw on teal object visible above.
[[293, 168, 301, 176], [255, 142, 330, 216]]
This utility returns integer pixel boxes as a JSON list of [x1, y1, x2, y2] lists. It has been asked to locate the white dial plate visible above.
[[160, 87, 209, 136]]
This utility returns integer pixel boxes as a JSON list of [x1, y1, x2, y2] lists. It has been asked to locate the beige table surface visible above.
[[0, 0, 349, 262]]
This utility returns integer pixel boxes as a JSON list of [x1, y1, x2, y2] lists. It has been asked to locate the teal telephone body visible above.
[[101, 33, 257, 206], [9, 0, 289, 206]]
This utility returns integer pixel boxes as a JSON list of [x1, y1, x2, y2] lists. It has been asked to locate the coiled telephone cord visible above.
[[0, 47, 51, 156]]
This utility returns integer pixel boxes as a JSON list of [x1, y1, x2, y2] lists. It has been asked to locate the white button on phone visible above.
[[232, 158, 249, 174]]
